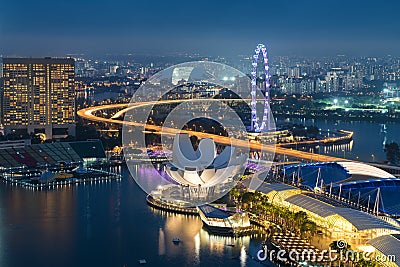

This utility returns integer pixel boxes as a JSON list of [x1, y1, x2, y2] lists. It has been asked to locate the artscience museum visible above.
[[151, 133, 247, 206]]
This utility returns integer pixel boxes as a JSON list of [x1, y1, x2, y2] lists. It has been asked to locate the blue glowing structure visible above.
[[251, 44, 271, 132]]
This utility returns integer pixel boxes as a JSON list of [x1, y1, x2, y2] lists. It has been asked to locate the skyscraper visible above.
[[2, 58, 75, 139]]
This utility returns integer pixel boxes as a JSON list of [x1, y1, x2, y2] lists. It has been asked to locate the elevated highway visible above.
[[77, 101, 348, 163]]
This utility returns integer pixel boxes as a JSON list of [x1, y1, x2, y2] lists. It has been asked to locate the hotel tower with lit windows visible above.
[[2, 58, 75, 139]]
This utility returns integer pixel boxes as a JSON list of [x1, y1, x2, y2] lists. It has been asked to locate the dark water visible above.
[[280, 118, 400, 162], [0, 166, 271, 267], [77, 91, 121, 103], [94, 92, 121, 102]]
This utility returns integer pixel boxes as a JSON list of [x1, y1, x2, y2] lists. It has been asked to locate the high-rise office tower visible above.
[[2, 58, 75, 139]]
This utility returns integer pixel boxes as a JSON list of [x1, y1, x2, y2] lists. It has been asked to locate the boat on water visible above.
[[138, 259, 147, 264], [109, 154, 125, 165], [197, 204, 251, 235]]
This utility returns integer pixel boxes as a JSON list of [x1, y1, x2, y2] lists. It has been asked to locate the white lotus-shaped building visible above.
[[166, 133, 247, 190]]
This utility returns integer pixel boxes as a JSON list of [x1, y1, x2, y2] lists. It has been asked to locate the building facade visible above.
[[2, 58, 75, 139]]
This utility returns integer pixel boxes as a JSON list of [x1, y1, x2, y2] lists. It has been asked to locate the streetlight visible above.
[[371, 154, 375, 162]]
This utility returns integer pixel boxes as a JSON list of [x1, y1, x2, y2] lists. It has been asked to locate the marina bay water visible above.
[[0, 166, 270, 267], [280, 118, 400, 162]]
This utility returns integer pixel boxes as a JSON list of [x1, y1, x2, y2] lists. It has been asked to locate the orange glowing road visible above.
[[77, 101, 348, 162]]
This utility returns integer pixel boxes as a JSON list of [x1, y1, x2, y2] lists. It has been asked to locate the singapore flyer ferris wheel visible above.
[[250, 43, 271, 132]]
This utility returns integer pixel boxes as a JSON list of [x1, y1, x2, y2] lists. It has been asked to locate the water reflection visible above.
[[158, 228, 165, 255], [150, 206, 257, 266], [281, 118, 400, 162], [0, 166, 267, 267]]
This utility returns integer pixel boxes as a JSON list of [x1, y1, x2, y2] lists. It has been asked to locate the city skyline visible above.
[[1, 0, 400, 57]]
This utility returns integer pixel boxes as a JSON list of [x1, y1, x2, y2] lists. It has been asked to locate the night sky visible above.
[[1, 0, 400, 57]]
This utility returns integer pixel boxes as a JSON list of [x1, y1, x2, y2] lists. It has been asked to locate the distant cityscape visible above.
[[1, 54, 400, 141], [70, 54, 400, 93]]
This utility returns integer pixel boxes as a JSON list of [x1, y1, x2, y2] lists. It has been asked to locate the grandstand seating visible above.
[[0, 140, 105, 169]]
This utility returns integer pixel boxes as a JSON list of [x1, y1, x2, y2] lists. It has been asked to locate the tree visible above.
[[384, 142, 400, 165], [329, 240, 352, 265], [229, 188, 241, 203], [30, 133, 44, 144], [241, 192, 254, 204], [329, 240, 351, 251], [300, 220, 317, 238]]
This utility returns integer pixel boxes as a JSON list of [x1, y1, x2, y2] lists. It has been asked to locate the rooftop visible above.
[[3, 57, 75, 64], [285, 194, 400, 231], [0, 140, 106, 169], [337, 161, 395, 180], [197, 204, 231, 219], [368, 234, 400, 263], [69, 140, 106, 159]]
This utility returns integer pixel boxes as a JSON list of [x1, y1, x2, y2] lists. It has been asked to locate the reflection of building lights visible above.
[[240, 246, 247, 266], [194, 233, 200, 262], [158, 228, 165, 255]]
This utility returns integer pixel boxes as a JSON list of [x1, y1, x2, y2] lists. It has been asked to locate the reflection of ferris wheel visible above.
[[251, 44, 271, 132]]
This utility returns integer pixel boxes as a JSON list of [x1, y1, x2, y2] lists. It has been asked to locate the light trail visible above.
[[77, 100, 349, 162]]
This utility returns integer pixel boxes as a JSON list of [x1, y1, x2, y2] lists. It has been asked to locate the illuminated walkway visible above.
[[77, 101, 349, 162]]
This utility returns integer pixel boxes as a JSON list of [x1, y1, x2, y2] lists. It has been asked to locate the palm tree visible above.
[[229, 188, 241, 202], [301, 220, 317, 239], [294, 211, 308, 233], [241, 192, 254, 209], [330, 240, 352, 266]]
